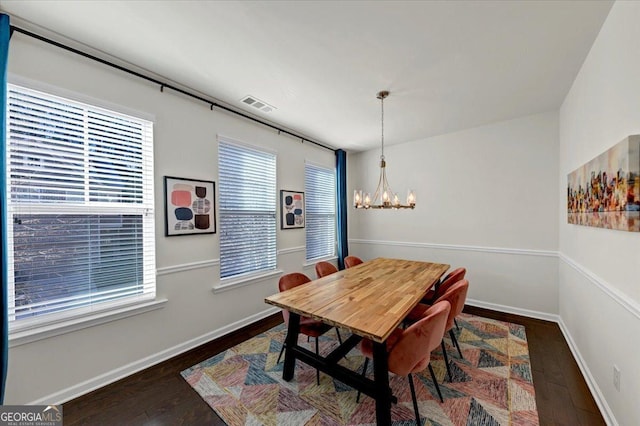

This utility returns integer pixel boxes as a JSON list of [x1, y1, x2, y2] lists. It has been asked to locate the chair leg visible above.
[[454, 317, 460, 331], [356, 357, 369, 403], [407, 373, 421, 425], [450, 329, 464, 359], [277, 342, 286, 364], [441, 340, 452, 382], [315, 336, 320, 385], [428, 362, 444, 403]]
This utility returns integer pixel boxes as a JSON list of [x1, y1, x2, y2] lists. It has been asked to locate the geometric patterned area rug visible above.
[[181, 313, 539, 425]]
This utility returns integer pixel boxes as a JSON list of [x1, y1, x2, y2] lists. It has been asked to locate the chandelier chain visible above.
[[380, 95, 385, 159]]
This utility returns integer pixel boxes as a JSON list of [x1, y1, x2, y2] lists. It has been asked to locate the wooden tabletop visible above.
[[265, 257, 449, 343]]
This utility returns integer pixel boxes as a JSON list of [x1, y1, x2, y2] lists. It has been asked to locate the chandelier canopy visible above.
[[353, 91, 416, 209]]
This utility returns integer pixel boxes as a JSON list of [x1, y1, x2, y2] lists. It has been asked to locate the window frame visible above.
[[217, 136, 280, 285], [5, 78, 159, 341], [304, 161, 337, 262]]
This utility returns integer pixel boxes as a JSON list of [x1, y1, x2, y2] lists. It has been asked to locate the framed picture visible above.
[[280, 190, 305, 229], [567, 135, 639, 232], [164, 176, 216, 236]]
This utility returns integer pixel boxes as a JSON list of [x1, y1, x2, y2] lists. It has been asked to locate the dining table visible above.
[[264, 257, 449, 425]]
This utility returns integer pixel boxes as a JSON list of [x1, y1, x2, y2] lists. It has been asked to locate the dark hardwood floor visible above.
[[63, 306, 605, 425]]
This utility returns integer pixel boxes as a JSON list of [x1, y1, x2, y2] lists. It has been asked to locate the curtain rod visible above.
[[9, 25, 335, 153]]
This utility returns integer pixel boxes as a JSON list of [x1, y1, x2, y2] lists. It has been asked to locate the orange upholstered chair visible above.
[[277, 272, 333, 385], [344, 255, 363, 268], [423, 267, 466, 303], [407, 279, 469, 382], [357, 301, 451, 422], [423, 266, 466, 330], [315, 261, 338, 278], [313, 261, 345, 347]]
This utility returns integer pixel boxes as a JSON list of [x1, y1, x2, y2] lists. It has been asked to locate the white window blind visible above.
[[305, 163, 336, 261], [218, 139, 276, 278], [6, 83, 155, 328]]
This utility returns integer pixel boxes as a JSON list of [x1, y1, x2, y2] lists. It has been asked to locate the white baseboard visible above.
[[465, 298, 559, 323], [29, 298, 617, 426], [29, 306, 280, 405], [557, 317, 618, 426], [468, 297, 616, 425], [26, 263, 618, 426]]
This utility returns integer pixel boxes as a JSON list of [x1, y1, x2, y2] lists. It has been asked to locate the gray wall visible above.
[[559, 2, 640, 424], [348, 111, 560, 316], [6, 32, 334, 404]]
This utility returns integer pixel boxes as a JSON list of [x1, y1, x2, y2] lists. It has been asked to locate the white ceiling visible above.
[[0, 0, 614, 151]]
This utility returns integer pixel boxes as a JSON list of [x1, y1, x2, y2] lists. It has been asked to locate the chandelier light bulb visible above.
[[407, 190, 416, 207], [354, 190, 362, 208]]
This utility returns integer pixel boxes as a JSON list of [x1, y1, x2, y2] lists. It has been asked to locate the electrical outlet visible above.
[[613, 365, 620, 391]]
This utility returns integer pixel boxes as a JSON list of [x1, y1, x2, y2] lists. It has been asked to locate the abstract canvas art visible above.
[[280, 190, 305, 229], [567, 135, 640, 232], [164, 176, 216, 236]]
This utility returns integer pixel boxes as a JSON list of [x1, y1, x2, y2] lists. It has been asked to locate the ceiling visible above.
[[0, 0, 614, 151]]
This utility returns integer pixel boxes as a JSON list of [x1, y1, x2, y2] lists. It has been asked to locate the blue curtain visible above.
[[335, 149, 348, 269], [0, 13, 10, 404]]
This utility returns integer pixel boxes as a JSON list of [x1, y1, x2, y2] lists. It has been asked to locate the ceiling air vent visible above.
[[241, 95, 276, 113]]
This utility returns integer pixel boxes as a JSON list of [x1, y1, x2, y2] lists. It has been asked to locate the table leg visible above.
[[372, 341, 392, 426], [282, 313, 300, 382]]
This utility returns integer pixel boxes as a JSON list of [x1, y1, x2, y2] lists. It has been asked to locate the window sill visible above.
[[9, 298, 168, 348], [213, 269, 284, 294]]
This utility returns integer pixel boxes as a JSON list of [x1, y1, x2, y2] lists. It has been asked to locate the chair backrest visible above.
[[387, 300, 451, 376], [433, 279, 469, 332], [278, 272, 311, 324], [344, 255, 363, 268], [435, 267, 466, 299], [315, 261, 338, 278]]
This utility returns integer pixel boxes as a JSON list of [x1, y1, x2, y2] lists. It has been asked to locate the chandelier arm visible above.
[[372, 165, 385, 203], [382, 168, 394, 201]]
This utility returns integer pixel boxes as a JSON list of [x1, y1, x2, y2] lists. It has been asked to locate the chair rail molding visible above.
[[156, 246, 308, 277], [349, 238, 558, 257], [559, 252, 640, 320], [352, 239, 638, 319], [277, 246, 305, 256], [156, 259, 219, 276]]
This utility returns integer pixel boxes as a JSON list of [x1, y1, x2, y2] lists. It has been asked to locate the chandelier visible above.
[[353, 91, 416, 209]]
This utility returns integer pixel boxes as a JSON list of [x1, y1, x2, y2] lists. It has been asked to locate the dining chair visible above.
[[315, 260, 338, 278], [356, 300, 451, 423], [313, 261, 346, 349], [423, 267, 466, 304], [423, 266, 466, 330], [276, 272, 334, 385], [407, 279, 469, 382], [344, 255, 363, 268]]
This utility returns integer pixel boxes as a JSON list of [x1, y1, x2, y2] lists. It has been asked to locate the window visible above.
[[305, 163, 336, 261], [218, 138, 276, 279], [5, 83, 155, 329]]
